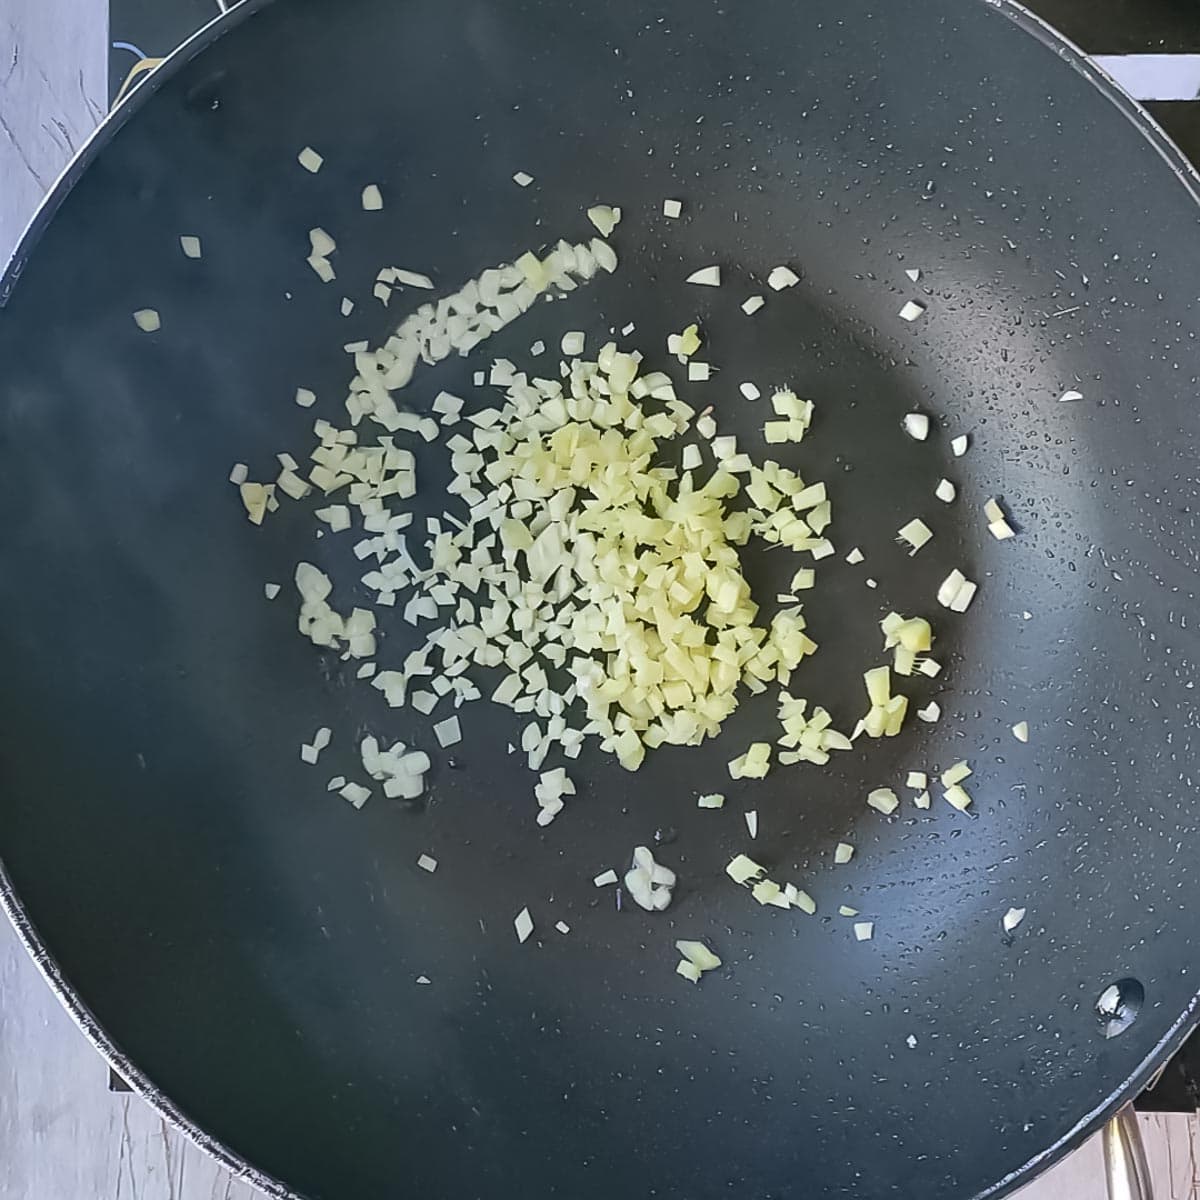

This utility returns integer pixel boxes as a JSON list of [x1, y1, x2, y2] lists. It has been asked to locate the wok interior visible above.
[[2, 1, 1200, 1197]]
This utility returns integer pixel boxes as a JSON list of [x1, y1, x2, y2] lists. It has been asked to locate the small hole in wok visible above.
[[1096, 978, 1144, 1039]]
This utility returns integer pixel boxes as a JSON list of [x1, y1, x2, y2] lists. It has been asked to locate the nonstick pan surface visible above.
[[3, 2, 1200, 1198]]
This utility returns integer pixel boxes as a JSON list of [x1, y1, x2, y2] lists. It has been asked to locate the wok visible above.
[[2, 1, 1198, 1197]]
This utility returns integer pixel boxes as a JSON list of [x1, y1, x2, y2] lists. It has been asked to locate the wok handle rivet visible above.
[[1097, 978, 1145, 1040]]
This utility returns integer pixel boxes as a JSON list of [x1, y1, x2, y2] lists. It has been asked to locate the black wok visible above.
[[2, 1, 1199, 1198]]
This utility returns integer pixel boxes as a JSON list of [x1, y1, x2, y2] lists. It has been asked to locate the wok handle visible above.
[[1102, 1106, 1151, 1200]]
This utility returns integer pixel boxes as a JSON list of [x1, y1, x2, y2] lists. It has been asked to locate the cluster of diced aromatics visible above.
[[283, 338, 834, 774]]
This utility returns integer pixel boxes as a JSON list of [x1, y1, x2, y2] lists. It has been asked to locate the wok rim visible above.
[[0, 2, 1196, 1197]]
